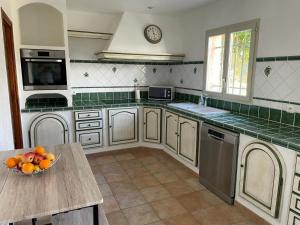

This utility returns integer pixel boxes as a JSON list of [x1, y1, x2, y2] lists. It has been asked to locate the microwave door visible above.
[[149, 88, 167, 100]]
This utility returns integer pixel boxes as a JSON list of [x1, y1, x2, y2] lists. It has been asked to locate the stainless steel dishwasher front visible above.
[[199, 123, 239, 204]]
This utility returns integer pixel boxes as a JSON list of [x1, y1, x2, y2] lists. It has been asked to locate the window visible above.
[[204, 20, 259, 101]]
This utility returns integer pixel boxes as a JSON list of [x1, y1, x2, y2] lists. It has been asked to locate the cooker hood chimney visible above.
[[95, 12, 185, 62]]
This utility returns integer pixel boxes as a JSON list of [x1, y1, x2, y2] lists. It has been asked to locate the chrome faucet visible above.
[[199, 94, 208, 107]]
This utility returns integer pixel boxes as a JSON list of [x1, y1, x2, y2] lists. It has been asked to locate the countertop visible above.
[[21, 99, 300, 153]]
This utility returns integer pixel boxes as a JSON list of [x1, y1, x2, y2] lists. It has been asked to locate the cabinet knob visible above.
[[240, 164, 244, 168], [87, 114, 91, 117], [88, 124, 91, 126], [144, 122, 146, 125], [109, 125, 112, 128], [88, 138, 91, 141]]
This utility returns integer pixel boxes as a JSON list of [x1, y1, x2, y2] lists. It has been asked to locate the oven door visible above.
[[21, 58, 67, 90]]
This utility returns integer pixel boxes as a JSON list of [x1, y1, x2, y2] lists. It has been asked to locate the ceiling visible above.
[[66, 0, 218, 14]]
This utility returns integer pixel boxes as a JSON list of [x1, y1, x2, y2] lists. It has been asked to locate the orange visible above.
[[35, 146, 45, 155], [39, 159, 51, 170], [21, 163, 34, 175], [6, 157, 18, 168]]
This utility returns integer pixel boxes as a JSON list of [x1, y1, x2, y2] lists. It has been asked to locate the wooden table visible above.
[[0, 143, 103, 225]]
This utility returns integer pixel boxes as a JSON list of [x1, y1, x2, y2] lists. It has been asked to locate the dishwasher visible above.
[[199, 123, 239, 204]]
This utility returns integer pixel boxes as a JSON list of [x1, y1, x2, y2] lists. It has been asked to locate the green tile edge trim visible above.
[[256, 55, 300, 62], [253, 97, 300, 106]]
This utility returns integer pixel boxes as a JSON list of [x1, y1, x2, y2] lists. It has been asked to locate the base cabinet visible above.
[[239, 142, 284, 218], [108, 108, 138, 145], [143, 107, 161, 143], [165, 111, 198, 166], [29, 113, 69, 147]]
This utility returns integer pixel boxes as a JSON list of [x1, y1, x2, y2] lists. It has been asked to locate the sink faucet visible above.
[[199, 94, 208, 107]]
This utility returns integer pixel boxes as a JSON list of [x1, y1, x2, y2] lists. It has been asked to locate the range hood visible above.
[[95, 51, 185, 62]]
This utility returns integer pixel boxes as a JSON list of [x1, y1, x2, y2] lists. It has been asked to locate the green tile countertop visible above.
[[21, 99, 300, 153]]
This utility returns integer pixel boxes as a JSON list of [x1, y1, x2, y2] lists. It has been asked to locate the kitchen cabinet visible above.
[[165, 111, 198, 165], [29, 113, 69, 147], [74, 110, 103, 149], [165, 111, 179, 153], [178, 117, 198, 165], [239, 142, 284, 218], [143, 107, 161, 143], [108, 108, 138, 145]]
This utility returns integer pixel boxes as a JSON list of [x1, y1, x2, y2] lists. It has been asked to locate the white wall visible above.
[[0, 0, 15, 150], [108, 12, 184, 54], [182, 0, 300, 60]]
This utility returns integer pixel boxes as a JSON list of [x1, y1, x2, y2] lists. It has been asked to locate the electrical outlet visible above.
[[287, 105, 295, 113]]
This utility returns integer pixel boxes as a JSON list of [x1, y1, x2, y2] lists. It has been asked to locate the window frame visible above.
[[203, 19, 260, 102]]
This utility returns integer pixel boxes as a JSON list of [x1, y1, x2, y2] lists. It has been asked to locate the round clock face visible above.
[[144, 25, 162, 44]]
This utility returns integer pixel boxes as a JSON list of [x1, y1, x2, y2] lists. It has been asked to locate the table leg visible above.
[[32, 218, 37, 225], [93, 204, 99, 225]]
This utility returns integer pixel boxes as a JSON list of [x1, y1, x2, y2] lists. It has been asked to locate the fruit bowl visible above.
[[4, 146, 61, 176]]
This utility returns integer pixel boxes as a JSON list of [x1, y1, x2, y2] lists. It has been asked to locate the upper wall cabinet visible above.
[[19, 3, 65, 47]]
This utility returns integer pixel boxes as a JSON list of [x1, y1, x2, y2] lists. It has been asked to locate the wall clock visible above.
[[144, 25, 162, 44]]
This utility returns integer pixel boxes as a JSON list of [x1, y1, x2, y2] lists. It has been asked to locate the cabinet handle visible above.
[[88, 138, 91, 141], [109, 125, 112, 128], [144, 122, 146, 125], [88, 124, 91, 126], [240, 164, 244, 168], [87, 114, 91, 117]]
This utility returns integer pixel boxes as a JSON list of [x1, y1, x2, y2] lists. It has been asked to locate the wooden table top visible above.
[[0, 143, 103, 224]]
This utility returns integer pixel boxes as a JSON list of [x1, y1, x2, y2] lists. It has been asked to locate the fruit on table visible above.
[[34, 165, 41, 172], [22, 163, 34, 175], [6, 157, 18, 169], [39, 159, 51, 170], [35, 146, 45, 155], [45, 153, 55, 162], [23, 152, 35, 163], [33, 154, 45, 164]]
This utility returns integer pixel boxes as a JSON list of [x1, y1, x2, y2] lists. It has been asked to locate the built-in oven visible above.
[[20, 49, 67, 90], [148, 86, 174, 100]]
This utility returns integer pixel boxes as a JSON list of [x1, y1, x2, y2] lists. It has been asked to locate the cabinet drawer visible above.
[[288, 210, 300, 225], [293, 175, 300, 195], [291, 194, 300, 215], [296, 156, 300, 175], [75, 111, 102, 121], [76, 130, 103, 148], [76, 120, 102, 130]]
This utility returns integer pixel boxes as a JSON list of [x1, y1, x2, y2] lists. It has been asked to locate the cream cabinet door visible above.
[[239, 142, 283, 218], [108, 108, 138, 145], [165, 111, 179, 153], [143, 107, 161, 143], [30, 114, 69, 147], [178, 117, 198, 165]]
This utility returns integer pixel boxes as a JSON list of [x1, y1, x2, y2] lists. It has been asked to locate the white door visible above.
[[108, 108, 138, 145], [239, 142, 283, 218], [143, 107, 161, 143], [165, 111, 179, 153], [30, 114, 69, 147], [178, 117, 198, 165]]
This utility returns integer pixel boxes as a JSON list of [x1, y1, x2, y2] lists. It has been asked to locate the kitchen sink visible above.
[[168, 102, 229, 115]]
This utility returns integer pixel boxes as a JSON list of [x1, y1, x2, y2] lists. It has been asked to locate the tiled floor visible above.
[[87, 147, 269, 225]]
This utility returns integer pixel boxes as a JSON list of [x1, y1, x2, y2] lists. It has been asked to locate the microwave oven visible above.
[[148, 86, 174, 100], [20, 49, 67, 90]]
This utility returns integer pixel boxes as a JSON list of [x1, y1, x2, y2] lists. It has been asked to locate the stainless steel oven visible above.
[[148, 86, 174, 100], [21, 49, 67, 90]]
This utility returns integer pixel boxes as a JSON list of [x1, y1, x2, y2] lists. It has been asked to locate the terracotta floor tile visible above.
[[147, 222, 165, 225], [98, 183, 113, 197], [94, 173, 107, 185], [119, 159, 143, 170], [115, 153, 135, 161], [174, 168, 197, 179], [104, 171, 130, 183], [141, 185, 171, 202], [153, 172, 179, 184], [144, 163, 170, 174], [151, 198, 187, 219], [126, 166, 151, 178], [115, 191, 147, 209], [139, 156, 160, 165], [163, 181, 194, 196], [106, 210, 129, 225], [95, 155, 116, 165], [131, 175, 160, 189], [109, 182, 138, 195], [162, 213, 200, 225], [102, 196, 120, 214], [123, 204, 160, 225], [100, 162, 123, 174], [184, 178, 206, 191]]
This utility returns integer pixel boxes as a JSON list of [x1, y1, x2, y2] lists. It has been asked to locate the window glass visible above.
[[206, 34, 225, 93]]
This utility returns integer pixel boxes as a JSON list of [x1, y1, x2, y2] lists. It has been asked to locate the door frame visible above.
[[1, 8, 23, 149]]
